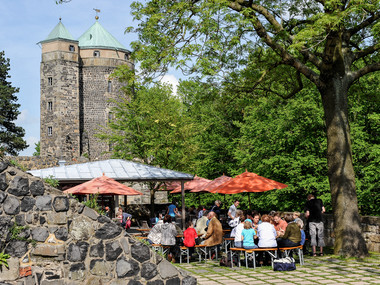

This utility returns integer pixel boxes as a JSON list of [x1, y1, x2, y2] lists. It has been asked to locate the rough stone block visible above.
[[141, 262, 158, 280], [47, 212, 67, 225], [3, 195, 20, 215], [95, 223, 121, 240], [4, 241, 28, 258], [182, 275, 197, 285], [105, 240, 122, 261], [0, 257, 19, 281], [53, 196, 69, 212], [35, 196, 52, 211], [82, 206, 98, 220], [31, 227, 49, 242], [54, 227, 68, 241], [30, 180, 45, 196], [89, 259, 111, 276], [21, 196, 36, 212], [8, 176, 30, 196], [69, 216, 94, 240], [89, 241, 104, 258], [0, 175, 8, 192], [67, 241, 89, 262], [116, 257, 140, 278], [32, 244, 51, 257], [131, 243, 150, 263], [158, 260, 178, 279], [0, 161, 8, 173]]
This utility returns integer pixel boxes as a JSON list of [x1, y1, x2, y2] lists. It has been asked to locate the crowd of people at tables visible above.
[[114, 194, 325, 263]]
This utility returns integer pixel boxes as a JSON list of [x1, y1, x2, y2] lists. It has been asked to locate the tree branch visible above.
[[350, 62, 380, 83], [353, 44, 380, 61], [347, 12, 380, 37]]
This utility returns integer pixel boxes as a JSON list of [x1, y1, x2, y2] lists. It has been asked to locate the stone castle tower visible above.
[[39, 18, 132, 161]]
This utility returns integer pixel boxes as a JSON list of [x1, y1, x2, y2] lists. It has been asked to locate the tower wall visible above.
[[40, 45, 80, 161], [80, 54, 131, 160]]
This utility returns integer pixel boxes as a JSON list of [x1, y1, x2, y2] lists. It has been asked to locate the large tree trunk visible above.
[[319, 76, 368, 258]]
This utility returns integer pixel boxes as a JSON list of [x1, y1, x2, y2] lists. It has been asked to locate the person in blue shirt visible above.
[[241, 219, 258, 249], [167, 200, 178, 219]]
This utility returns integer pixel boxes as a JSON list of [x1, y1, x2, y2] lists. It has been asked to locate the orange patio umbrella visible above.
[[210, 171, 287, 208], [63, 174, 143, 196], [211, 171, 287, 194], [170, 175, 211, 194], [190, 175, 231, 193]]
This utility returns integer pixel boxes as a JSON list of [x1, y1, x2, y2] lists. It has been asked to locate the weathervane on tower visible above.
[[93, 8, 101, 20]]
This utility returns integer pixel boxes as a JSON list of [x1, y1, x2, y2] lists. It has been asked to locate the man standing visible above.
[[305, 194, 325, 256], [228, 200, 240, 221]]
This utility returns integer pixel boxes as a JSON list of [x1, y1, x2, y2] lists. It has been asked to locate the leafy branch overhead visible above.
[[126, 0, 379, 258]]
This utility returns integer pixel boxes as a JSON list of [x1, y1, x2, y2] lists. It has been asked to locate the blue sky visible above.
[[1, 0, 179, 156]]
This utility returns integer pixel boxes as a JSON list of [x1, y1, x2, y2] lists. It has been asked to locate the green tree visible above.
[[0, 51, 28, 157], [33, 141, 40, 156], [128, 0, 380, 257], [98, 74, 199, 214]]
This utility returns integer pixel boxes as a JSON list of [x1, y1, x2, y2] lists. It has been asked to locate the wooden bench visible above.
[[279, 245, 304, 265], [229, 247, 278, 268], [195, 244, 220, 262], [222, 237, 235, 255]]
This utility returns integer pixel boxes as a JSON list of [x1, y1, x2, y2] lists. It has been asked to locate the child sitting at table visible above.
[[183, 221, 198, 258], [241, 219, 258, 249]]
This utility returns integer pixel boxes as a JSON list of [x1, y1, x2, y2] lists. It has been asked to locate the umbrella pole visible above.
[[248, 193, 252, 210], [181, 181, 185, 231]]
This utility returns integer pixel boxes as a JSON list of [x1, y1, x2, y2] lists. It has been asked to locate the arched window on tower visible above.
[[94, 50, 100, 57], [69, 45, 75, 52], [48, 101, 53, 111], [48, 127, 52, 136], [108, 81, 112, 92]]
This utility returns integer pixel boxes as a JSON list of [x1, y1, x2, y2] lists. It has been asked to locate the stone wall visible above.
[[0, 161, 196, 285], [321, 214, 380, 253]]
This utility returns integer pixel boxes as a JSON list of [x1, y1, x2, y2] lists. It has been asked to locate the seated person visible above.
[[209, 200, 222, 217], [183, 221, 198, 257], [201, 211, 223, 247], [232, 212, 246, 248], [272, 212, 288, 237], [241, 219, 258, 249], [147, 217, 164, 244], [160, 214, 178, 262], [229, 210, 243, 237], [196, 210, 209, 236], [296, 218, 306, 246], [276, 214, 301, 248], [257, 214, 277, 248]]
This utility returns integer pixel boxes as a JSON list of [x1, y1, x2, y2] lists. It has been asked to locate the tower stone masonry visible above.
[[39, 19, 133, 161]]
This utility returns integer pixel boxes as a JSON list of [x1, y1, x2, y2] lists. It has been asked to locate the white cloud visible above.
[[160, 74, 179, 95], [18, 136, 39, 156]]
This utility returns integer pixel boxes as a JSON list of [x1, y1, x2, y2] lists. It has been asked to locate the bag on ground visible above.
[[273, 257, 296, 271]]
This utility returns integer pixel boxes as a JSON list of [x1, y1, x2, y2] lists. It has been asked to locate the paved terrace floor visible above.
[[174, 251, 380, 285]]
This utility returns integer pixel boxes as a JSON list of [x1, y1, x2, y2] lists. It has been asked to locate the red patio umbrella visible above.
[[170, 175, 211, 194], [190, 175, 231, 193], [210, 171, 287, 208], [63, 174, 143, 196], [210, 171, 287, 194]]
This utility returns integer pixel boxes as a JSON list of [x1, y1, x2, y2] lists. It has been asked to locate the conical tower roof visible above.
[[39, 20, 76, 44], [78, 21, 129, 52]]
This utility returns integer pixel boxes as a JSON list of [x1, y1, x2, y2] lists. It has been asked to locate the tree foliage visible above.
[[127, 0, 379, 257], [0, 51, 28, 157]]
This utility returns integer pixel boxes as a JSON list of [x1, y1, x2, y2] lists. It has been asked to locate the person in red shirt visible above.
[[183, 221, 198, 259], [272, 212, 288, 237]]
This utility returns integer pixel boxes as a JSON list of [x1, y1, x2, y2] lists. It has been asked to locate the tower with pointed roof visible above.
[[39, 19, 132, 161]]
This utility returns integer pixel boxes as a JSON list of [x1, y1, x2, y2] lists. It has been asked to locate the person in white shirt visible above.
[[233, 212, 246, 248], [228, 200, 240, 221], [257, 214, 277, 248]]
